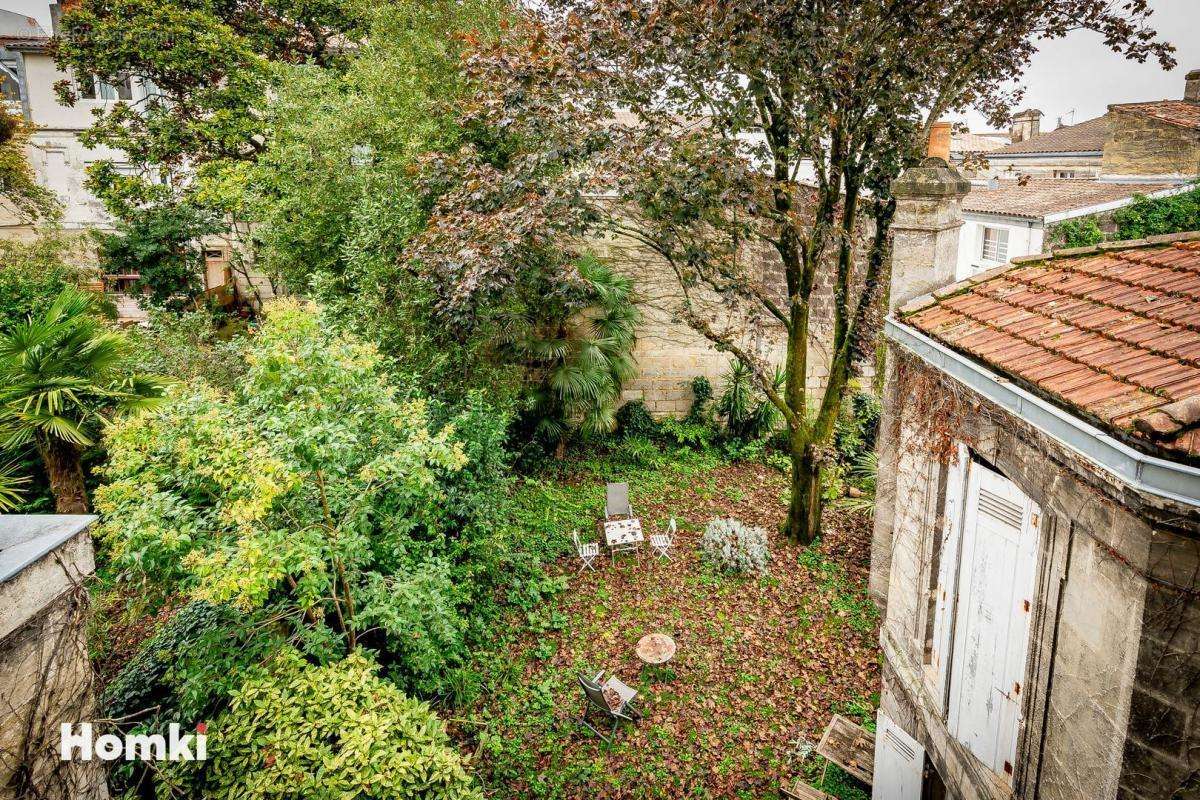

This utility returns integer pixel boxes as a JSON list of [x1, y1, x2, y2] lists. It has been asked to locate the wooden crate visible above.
[[816, 713, 874, 785], [780, 779, 834, 800]]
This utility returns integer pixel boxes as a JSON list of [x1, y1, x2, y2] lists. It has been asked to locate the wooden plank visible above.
[[780, 779, 834, 800], [815, 714, 874, 785]]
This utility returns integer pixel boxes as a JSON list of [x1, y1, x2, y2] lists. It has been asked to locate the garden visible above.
[[0, 0, 1176, 797]]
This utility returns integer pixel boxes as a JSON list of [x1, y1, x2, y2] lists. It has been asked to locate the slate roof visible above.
[[989, 115, 1108, 156], [961, 179, 1177, 220], [1110, 100, 1200, 131], [900, 233, 1200, 460]]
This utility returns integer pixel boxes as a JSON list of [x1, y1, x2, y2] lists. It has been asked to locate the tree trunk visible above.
[[786, 442, 822, 544], [38, 439, 88, 514]]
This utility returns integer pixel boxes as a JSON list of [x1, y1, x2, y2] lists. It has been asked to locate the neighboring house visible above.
[[0, 3, 270, 321], [980, 69, 1200, 183], [950, 129, 1010, 168], [955, 178, 1192, 280], [870, 157, 1200, 800], [979, 112, 1109, 179]]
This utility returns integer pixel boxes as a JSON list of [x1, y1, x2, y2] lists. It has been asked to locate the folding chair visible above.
[[650, 517, 676, 560], [572, 529, 599, 573], [577, 671, 641, 743], [605, 481, 634, 519]]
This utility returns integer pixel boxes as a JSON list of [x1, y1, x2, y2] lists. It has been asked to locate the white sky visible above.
[[2, 0, 1196, 134]]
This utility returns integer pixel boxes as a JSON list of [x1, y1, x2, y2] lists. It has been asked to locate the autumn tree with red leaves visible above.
[[417, 0, 1174, 543]]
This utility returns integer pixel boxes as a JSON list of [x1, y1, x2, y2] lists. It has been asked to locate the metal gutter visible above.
[[885, 317, 1200, 506], [987, 150, 1102, 159]]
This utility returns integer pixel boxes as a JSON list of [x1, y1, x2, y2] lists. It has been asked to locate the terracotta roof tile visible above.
[[1109, 100, 1200, 130], [961, 179, 1177, 220], [904, 237, 1200, 461], [988, 115, 1109, 156]]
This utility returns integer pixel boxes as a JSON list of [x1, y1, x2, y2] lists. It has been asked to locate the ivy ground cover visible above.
[[461, 450, 881, 799]]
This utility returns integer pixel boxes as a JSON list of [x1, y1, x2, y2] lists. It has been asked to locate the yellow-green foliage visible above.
[[96, 299, 472, 690], [164, 650, 481, 800]]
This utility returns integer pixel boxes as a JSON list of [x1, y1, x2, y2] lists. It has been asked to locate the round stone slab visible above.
[[636, 632, 677, 665]]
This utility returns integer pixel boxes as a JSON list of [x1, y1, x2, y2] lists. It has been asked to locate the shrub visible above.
[[700, 517, 770, 576], [686, 375, 713, 422], [1112, 185, 1200, 240], [716, 360, 782, 441], [615, 435, 665, 467], [162, 649, 481, 800], [1050, 217, 1104, 248], [615, 399, 659, 439], [660, 417, 716, 449]]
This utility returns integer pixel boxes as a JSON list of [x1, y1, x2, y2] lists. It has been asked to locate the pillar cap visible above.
[[893, 157, 971, 200]]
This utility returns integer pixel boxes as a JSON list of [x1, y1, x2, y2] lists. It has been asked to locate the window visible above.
[[204, 249, 225, 260], [79, 74, 134, 101], [0, 68, 20, 102], [1054, 170, 1077, 179], [980, 226, 1009, 262]]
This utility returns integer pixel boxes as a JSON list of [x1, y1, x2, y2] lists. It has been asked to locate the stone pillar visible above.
[[868, 157, 970, 610]]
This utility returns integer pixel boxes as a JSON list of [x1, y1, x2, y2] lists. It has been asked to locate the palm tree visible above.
[[511, 255, 640, 456], [0, 288, 169, 513]]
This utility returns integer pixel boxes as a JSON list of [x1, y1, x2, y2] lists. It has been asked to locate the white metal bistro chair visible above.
[[572, 529, 599, 573], [649, 517, 676, 560], [605, 481, 634, 519]]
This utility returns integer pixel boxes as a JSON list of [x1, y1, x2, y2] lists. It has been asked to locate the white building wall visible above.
[[955, 214, 1044, 280], [15, 51, 135, 231]]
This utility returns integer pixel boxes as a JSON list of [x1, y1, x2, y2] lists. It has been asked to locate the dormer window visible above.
[[79, 74, 134, 101]]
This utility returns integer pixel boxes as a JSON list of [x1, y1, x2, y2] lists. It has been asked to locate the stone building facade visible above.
[[869, 157, 1200, 799], [0, 515, 106, 800], [1102, 98, 1200, 180]]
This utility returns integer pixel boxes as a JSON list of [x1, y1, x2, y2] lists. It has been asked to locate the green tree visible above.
[[97, 202, 221, 310], [0, 288, 168, 512], [0, 232, 111, 334], [53, 0, 367, 210], [425, 0, 1173, 542], [97, 299, 500, 692]]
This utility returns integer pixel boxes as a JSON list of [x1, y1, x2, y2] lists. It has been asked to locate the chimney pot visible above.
[[1186, 69, 1200, 103], [927, 121, 952, 162]]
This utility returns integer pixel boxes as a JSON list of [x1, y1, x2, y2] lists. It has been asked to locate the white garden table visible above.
[[603, 518, 643, 562]]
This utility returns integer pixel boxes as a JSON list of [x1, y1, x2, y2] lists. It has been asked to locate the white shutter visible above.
[[872, 712, 924, 800], [948, 462, 1039, 782], [930, 442, 968, 712]]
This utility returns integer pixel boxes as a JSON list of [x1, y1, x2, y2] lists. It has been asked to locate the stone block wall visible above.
[[586, 220, 855, 418], [1120, 530, 1200, 799], [1102, 110, 1200, 177], [0, 522, 106, 800]]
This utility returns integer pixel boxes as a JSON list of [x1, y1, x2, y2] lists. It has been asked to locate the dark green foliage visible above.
[[614, 435, 666, 467], [1051, 217, 1105, 248], [1112, 185, 1200, 240], [833, 391, 881, 465], [0, 234, 112, 334], [716, 360, 783, 442], [686, 375, 713, 423], [97, 203, 221, 312], [615, 399, 659, 439], [510, 255, 640, 447]]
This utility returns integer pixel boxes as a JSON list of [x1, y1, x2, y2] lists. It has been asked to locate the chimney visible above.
[[927, 121, 952, 162], [1187, 69, 1200, 102], [1009, 109, 1042, 143], [887, 156, 971, 312]]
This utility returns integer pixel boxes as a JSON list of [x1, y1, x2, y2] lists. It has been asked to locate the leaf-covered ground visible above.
[[461, 450, 881, 799]]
